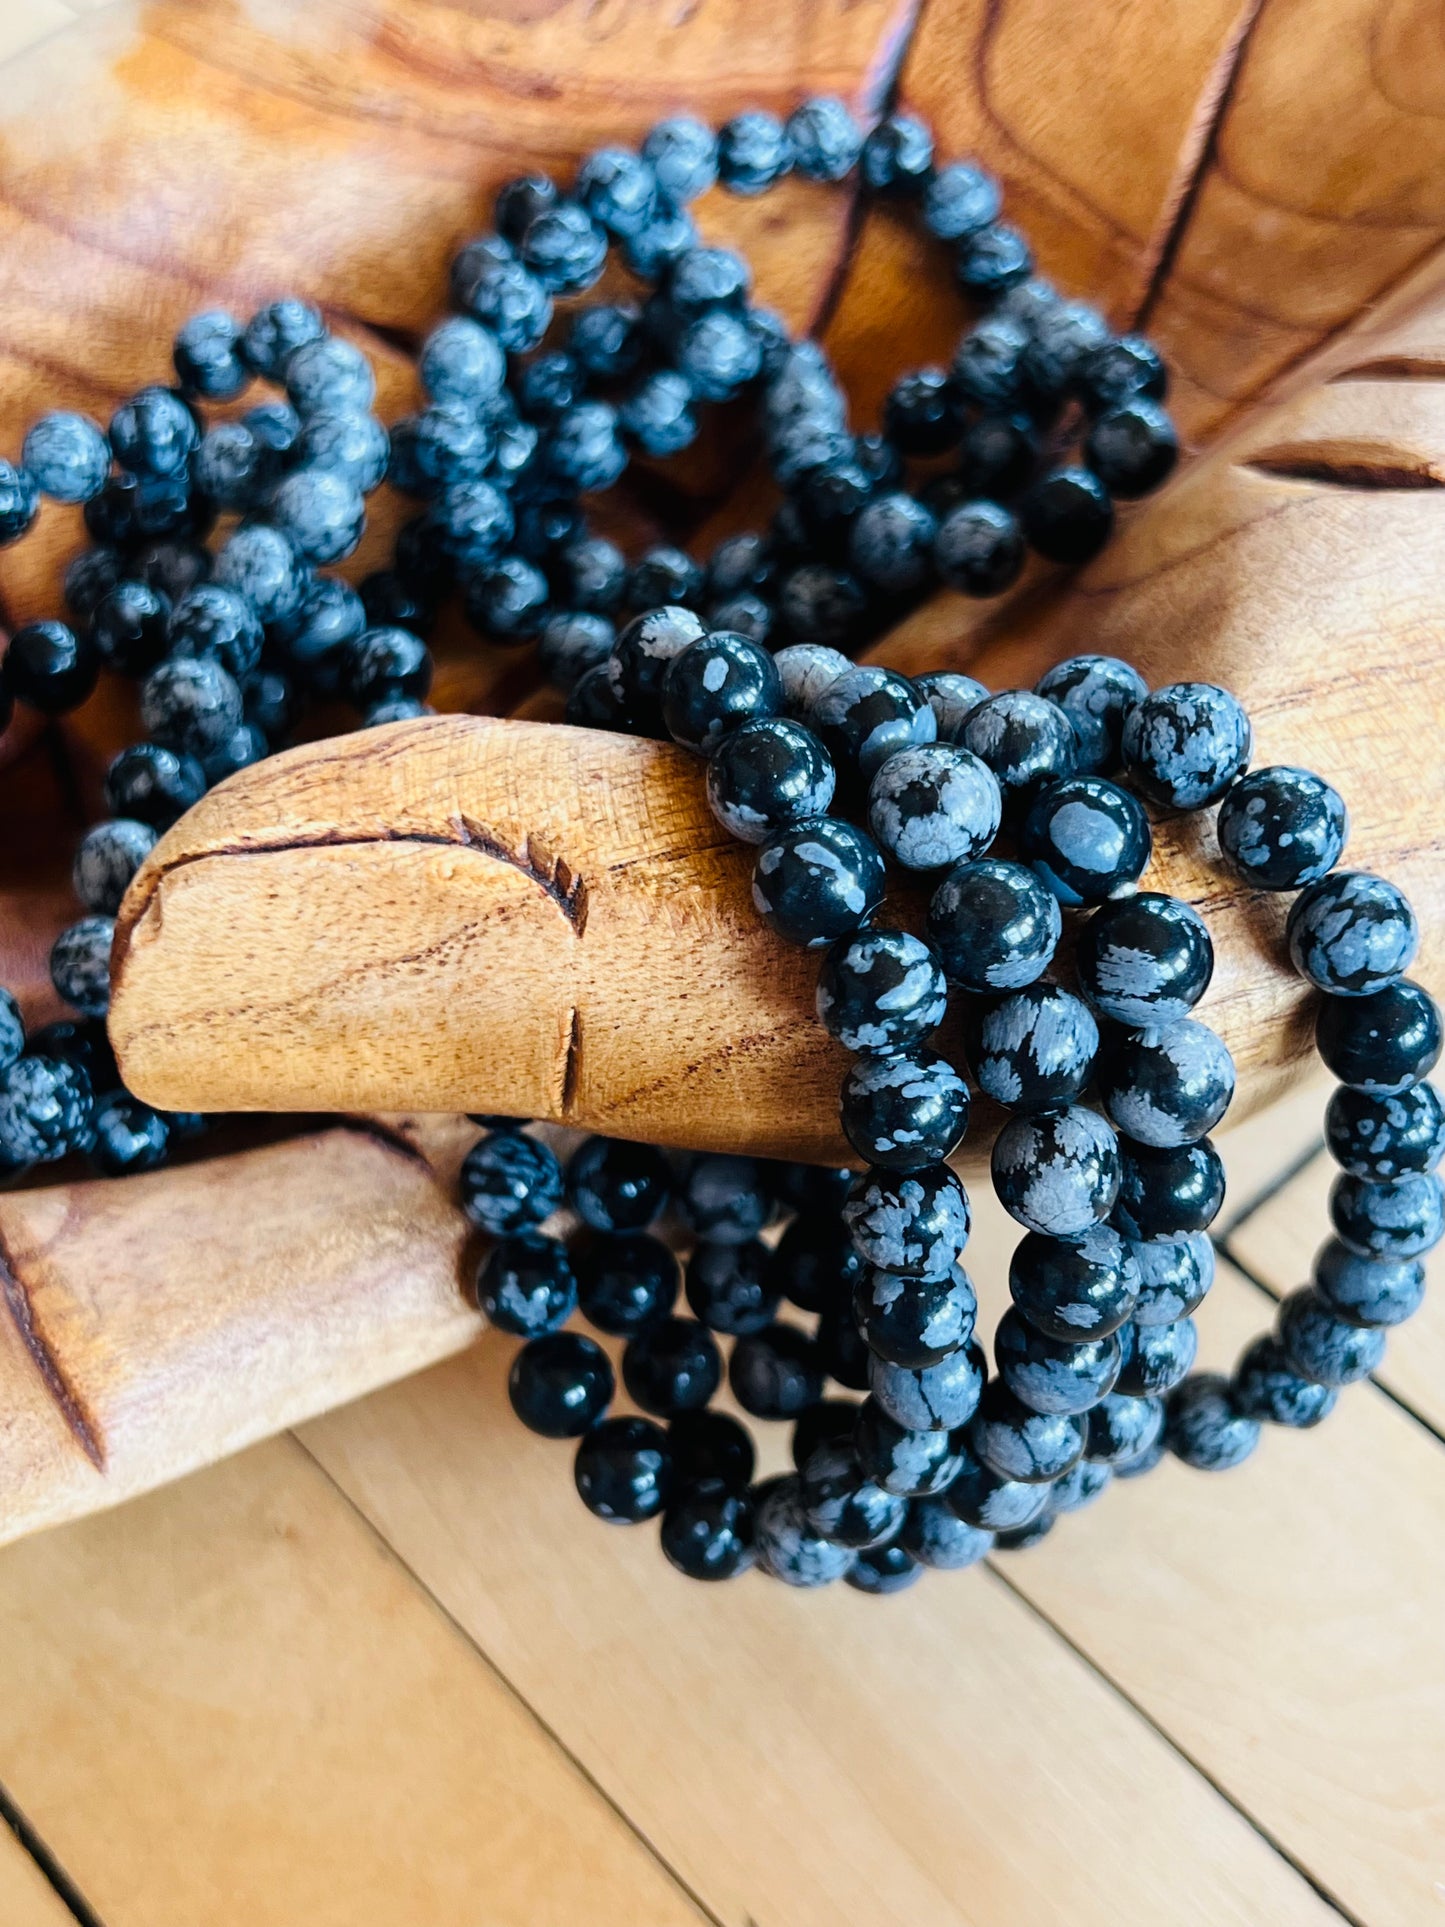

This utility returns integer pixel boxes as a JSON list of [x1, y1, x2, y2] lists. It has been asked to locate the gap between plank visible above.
[[288, 1433, 727, 1927], [0, 1780, 107, 1927], [1216, 1135, 1327, 1242], [979, 1563, 1367, 1927]]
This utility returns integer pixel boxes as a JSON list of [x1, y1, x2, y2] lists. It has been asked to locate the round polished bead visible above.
[[1277, 1287, 1386, 1386], [1288, 871, 1419, 998], [810, 666, 936, 780], [622, 1315, 721, 1416], [754, 1475, 855, 1587], [1080, 336, 1168, 412], [846, 1539, 922, 1595], [679, 1154, 772, 1245], [567, 1135, 671, 1232], [684, 1238, 780, 1335], [140, 657, 245, 761], [1325, 1083, 1445, 1178], [923, 162, 1000, 239], [1075, 892, 1214, 1028], [817, 1298, 872, 1390], [849, 490, 938, 595], [642, 116, 718, 203], [945, 1438, 1053, 1528], [800, 1440, 907, 1548], [575, 1415, 673, 1523], [87, 1092, 169, 1176], [1121, 681, 1252, 810], [840, 1048, 969, 1170], [853, 1397, 965, 1496], [1166, 1373, 1260, 1470], [573, 1230, 676, 1335], [49, 917, 115, 1018], [670, 1409, 756, 1492], [1329, 1169, 1444, 1259], [969, 1381, 1085, 1484], [868, 1341, 987, 1433], [1230, 1335, 1338, 1428], [1084, 399, 1178, 498], [772, 644, 850, 720], [341, 626, 432, 708], [104, 742, 206, 830], [927, 857, 1062, 992], [932, 499, 1026, 597], [901, 1495, 992, 1568], [459, 1130, 563, 1236], [1112, 1135, 1225, 1239], [790, 1400, 859, 1473], [883, 368, 963, 456], [960, 691, 1077, 813], [730, 1323, 825, 1419], [854, 1261, 977, 1368], [1316, 980, 1441, 1096], [606, 603, 706, 717], [951, 313, 1029, 410], [92, 579, 172, 677], [0, 994, 22, 1077], [3, 620, 98, 715], [539, 611, 614, 691], [971, 984, 1099, 1112], [767, 1213, 862, 1313], [992, 1105, 1121, 1239], [1114, 1431, 1167, 1479], [1050, 1457, 1113, 1513], [662, 631, 781, 754], [775, 562, 867, 647], [816, 928, 947, 1054], [509, 1331, 613, 1437], [752, 816, 885, 948], [1313, 1238, 1425, 1328], [1098, 1018, 1236, 1148], [169, 584, 266, 682], [661, 1480, 756, 1581], [958, 412, 1039, 500], [994, 1308, 1122, 1415], [1020, 466, 1113, 564], [1009, 1227, 1140, 1340], [914, 671, 989, 744], [1034, 655, 1148, 775], [475, 1233, 576, 1336], [1021, 774, 1152, 905], [717, 110, 794, 195], [844, 1163, 971, 1280], [1217, 765, 1348, 891], [1085, 1391, 1165, 1466], [866, 743, 1002, 873], [956, 223, 1034, 299], [23, 410, 110, 502], [1127, 1230, 1215, 1324], [705, 717, 836, 844], [1114, 1317, 1198, 1397], [859, 112, 934, 195]]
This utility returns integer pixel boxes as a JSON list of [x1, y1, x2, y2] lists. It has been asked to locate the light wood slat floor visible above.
[[2, 9, 1442, 1924]]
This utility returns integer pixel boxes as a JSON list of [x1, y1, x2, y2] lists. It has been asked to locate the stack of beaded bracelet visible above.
[[468, 621, 1440, 1593]]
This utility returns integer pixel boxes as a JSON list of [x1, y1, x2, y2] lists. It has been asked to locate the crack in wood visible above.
[[1242, 452, 1445, 490], [560, 1007, 583, 1118], [0, 1229, 105, 1471]]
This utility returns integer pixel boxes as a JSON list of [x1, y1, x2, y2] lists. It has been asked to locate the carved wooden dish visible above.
[[1, 0, 1443, 1546]]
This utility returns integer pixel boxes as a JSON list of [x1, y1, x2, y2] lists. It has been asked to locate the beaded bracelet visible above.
[[0, 100, 1437, 1602]]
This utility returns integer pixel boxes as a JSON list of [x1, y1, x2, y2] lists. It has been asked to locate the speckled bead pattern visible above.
[[866, 741, 1002, 871], [991, 1105, 1122, 1239], [1286, 871, 1420, 997], [970, 984, 1099, 1111], [1021, 774, 1152, 905]]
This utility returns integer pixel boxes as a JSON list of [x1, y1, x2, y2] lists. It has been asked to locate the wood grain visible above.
[[0, 1435, 707, 1927], [0, 1113, 480, 1546]]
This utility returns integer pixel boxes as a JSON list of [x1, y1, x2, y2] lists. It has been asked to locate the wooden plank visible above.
[[302, 1350, 1338, 1926], [0, 1826, 83, 1927], [1228, 1149, 1445, 1439], [0, 1436, 705, 1927], [1001, 1255, 1445, 1927]]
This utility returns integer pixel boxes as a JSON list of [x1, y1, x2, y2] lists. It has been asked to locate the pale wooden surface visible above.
[[2, 3, 1445, 1923]]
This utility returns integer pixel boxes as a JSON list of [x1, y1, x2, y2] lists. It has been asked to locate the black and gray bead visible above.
[[1325, 1083, 1445, 1179], [1085, 1391, 1165, 1466], [1230, 1336, 1338, 1428], [1216, 765, 1348, 891], [1315, 980, 1441, 1095], [866, 743, 1002, 871], [1277, 1287, 1386, 1387], [49, 917, 115, 1018], [994, 1307, 1122, 1415], [1049, 1458, 1113, 1514], [945, 1439, 1053, 1529], [810, 665, 937, 779], [1165, 1374, 1260, 1471], [1098, 1018, 1235, 1147], [1329, 1170, 1445, 1260], [843, 1163, 971, 1280], [1075, 891, 1213, 1027], [1021, 774, 1152, 906], [969, 1381, 1086, 1484], [914, 670, 989, 743], [754, 1476, 856, 1587], [816, 929, 947, 1054], [1127, 1230, 1215, 1324], [991, 1104, 1121, 1239], [900, 1496, 993, 1569], [853, 1397, 965, 1497], [1312, 1239, 1425, 1328], [868, 1340, 987, 1432], [705, 718, 836, 845], [772, 643, 850, 721], [751, 816, 885, 948], [1034, 654, 1148, 774], [854, 1261, 977, 1368], [959, 689, 1077, 811], [799, 1441, 907, 1549], [1008, 1226, 1140, 1340], [1112, 1136, 1225, 1238], [840, 1047, 970, 1170], [72, 819, 156, 916], [1285, 871, 1418, 997], [927, 857, 1062, 992], [1120, 680, 1251, 809], [970, 984, 1099, 1111]]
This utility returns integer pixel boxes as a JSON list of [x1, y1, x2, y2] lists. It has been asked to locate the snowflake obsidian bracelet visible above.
[[1, 95, 1438, 1597]]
